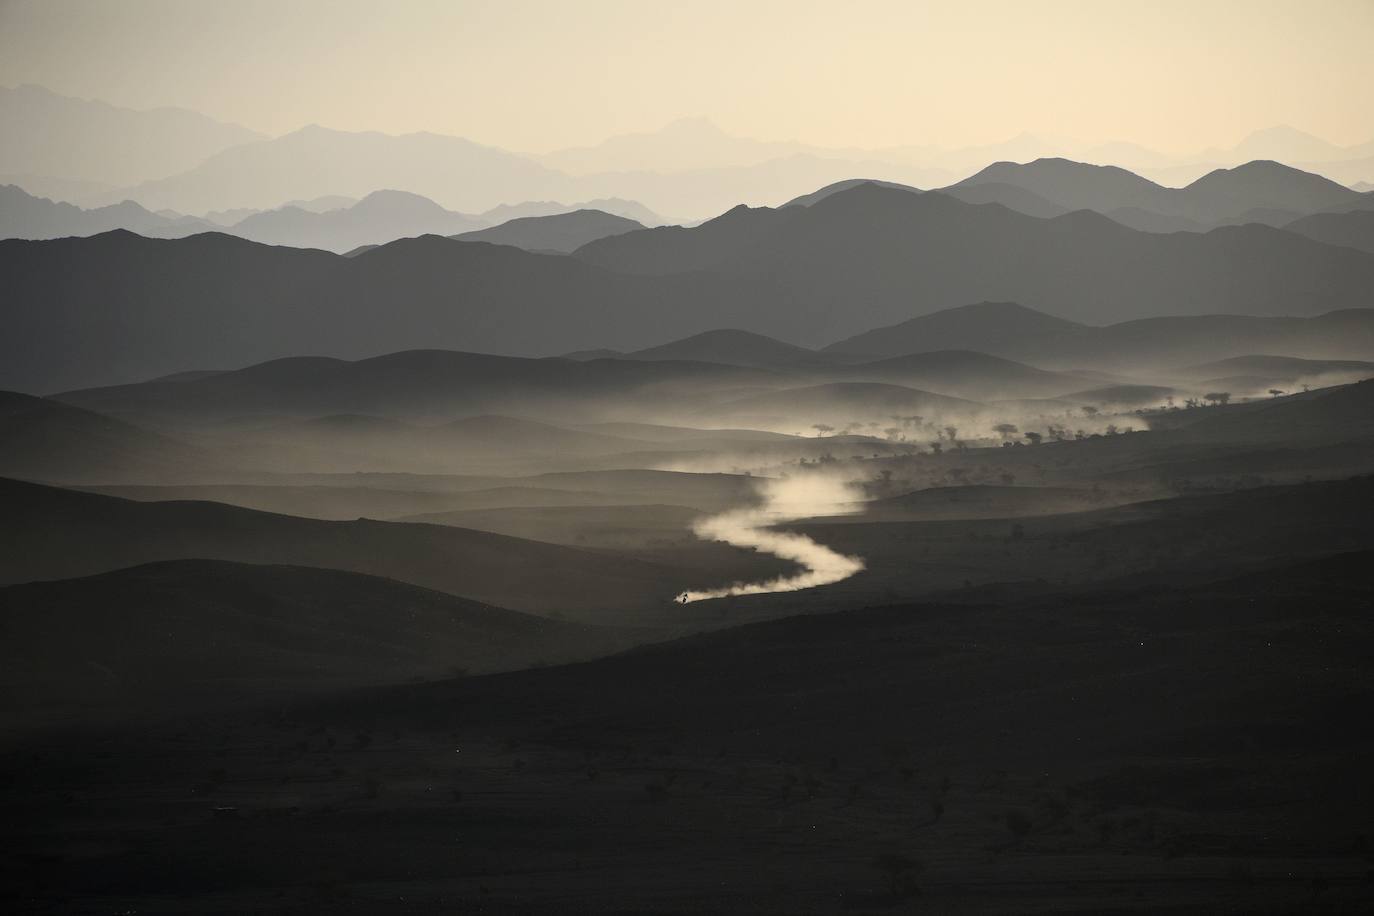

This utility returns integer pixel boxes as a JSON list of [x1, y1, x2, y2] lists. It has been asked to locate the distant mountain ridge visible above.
[[8, 179, 1374, 391], [230, 189, 486, 252], [950, 158, 1366, 231], [0, 184, 215, 240], [575, 181, 1374, 335], [0, 184, 665, 253], [1283, 210, 1374, 254], [452, 209, 643, 253]]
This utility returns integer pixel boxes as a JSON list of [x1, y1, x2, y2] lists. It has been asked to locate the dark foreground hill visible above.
[[1168, 377, 1374, 446], [0, 477, 720, 622], [7, 549, 1370, 912], [0, 559, 621, 726]]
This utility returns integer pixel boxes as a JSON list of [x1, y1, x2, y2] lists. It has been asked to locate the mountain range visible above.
[[0, 184, 660, 253], [7, 85, 1374, 222], [571, 181, 1374, 335], [948, 158, 1371, 231], [7, 177, 1374, 392]]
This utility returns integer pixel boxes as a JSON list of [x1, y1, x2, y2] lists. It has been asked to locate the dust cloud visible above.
[[676, 471, 865, 603]]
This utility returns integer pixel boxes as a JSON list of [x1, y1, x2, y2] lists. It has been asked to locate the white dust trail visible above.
[[676, 472, 865, 603]]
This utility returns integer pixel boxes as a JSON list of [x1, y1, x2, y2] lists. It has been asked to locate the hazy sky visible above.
[[2, 0, 1372, 153]]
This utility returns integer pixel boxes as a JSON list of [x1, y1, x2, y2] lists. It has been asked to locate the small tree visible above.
[[1268, 388, 1284, 398], [1081, 405, 1100, 419], [1204, 392, 1231, 406], [993, 422, 1019, 440], [1024, 431, 1043, 445], [812, 423, 835, 437]]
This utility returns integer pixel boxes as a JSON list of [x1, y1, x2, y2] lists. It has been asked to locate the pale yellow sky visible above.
[[1, 0, 1372, 154]]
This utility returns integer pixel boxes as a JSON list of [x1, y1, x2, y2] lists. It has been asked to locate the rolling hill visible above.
[[228, 189, 486, 252], [0, 183, 215, 240], [950, 157, 1364, 228], [620, 328, 819, 368], [823, 302, 1374, 371], [0, 559, 620, 724], [1283, 209, 1374, 254], [452, 209, 643, 253], [53, 347, 778, 424], [823, 302, 1086, 359], [0, 477, 699, 621]]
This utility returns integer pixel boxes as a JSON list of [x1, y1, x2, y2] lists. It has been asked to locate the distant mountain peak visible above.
[[352, 188, 449, 214]]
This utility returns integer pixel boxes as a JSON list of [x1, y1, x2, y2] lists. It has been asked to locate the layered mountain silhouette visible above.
[[0, 183, 667, 253], [617, 328, 818, 368], [950, 158, 1366, 230], [0, 184, 215, 239], [781, 178, 921, 208], [85, 124, 569, 214], [596, 329, 1084, 399], [230, 189, 487, 252], [52, 346, 776, 422], [8, 178, 1374, 392], [575, 182, 1374, 335], [451, 209, 643, 253], [1283, 210, 1374, 254], [479, 197, 662, 226], [824, 302, 1082, 358]]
